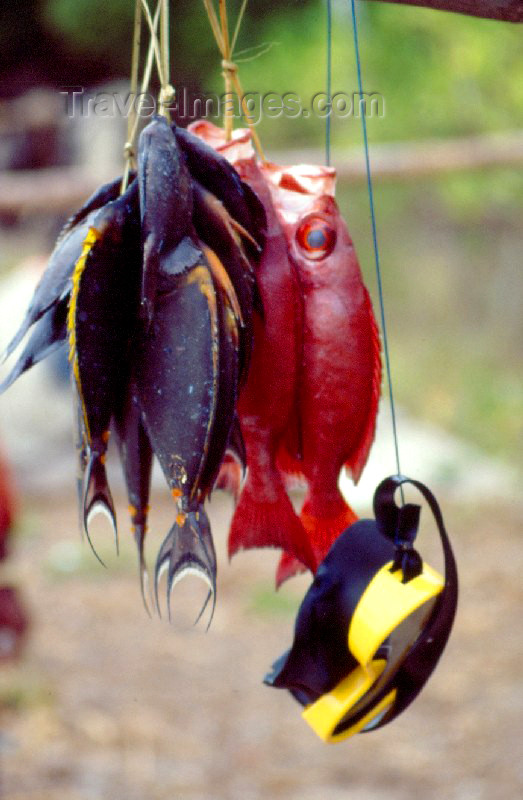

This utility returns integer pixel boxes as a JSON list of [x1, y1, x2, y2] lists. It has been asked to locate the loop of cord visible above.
[[221, 59, 238, 74], [159, 84, 176, 107], [203, 0, 265, 161], [123, 141, 135, 160]]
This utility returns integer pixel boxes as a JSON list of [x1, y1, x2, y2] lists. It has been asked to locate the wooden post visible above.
[[361, 0, 523, 23]]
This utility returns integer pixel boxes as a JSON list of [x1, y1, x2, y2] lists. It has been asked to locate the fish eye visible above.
[[296, 216, 336, 260]]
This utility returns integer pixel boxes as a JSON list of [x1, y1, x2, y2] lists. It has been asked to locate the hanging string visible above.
[[121, 0, 162, 192], [203, 0, 266, 161], [158, 0, 175, 118], [121, 0, 142, 192], [347, 0, 404, 491], [231, 0, 249, 53], [140, 0, 166, 85], [218, 0, 234, 140], [326, 0, 332, 166]]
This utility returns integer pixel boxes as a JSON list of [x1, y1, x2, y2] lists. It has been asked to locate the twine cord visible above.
[[348, 0, 404, 498]]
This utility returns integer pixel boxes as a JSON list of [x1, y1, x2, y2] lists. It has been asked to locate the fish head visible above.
[[138, 116, 192, 247], [259, 162, 363, 289]]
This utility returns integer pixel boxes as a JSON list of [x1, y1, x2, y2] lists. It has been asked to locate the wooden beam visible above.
[[0, 131, 522, 217], [362, 0, 523, 23], [0, 168, 101, 218], [271, 131, 523, 181]]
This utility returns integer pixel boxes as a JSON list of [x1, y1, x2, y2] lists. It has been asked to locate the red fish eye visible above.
[[296, 217, 336, 260]]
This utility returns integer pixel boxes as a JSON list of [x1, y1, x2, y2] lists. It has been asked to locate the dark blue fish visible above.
[[68, 180, 140, 550]]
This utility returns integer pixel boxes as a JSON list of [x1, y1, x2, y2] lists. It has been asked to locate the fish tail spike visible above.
[[83, 454, 118, 561], [228, 472, 315, 573], [133, 523, 152, 617], [154, 508, 217, 626]]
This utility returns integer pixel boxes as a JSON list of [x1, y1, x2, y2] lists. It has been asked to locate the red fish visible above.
[[189, 122, 314, 573], [260, 163, 381, 584], [191, 124, 380, 583]]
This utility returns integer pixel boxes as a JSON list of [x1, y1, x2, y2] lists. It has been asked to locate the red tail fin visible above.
[[275, 500, 358, 587], [215, 456, 243, 501], [275, 551, 308, 588], [228, 471, 315, 571]]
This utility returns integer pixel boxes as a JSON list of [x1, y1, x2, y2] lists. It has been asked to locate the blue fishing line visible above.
[[348, 0, 404, 488], [326, 0, 332, 166]]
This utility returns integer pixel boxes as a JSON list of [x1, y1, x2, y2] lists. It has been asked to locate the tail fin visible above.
[[0, 300, 68, 395], [131, 518, 151, 616], [275, 500, 359, 588], [215, 456, 243, 501], [154, 508, 217, 627], [275, 551, 308, 588], [228, 472, 315, 572], [83, 454, 117, 564], [1, 316, 33, 365]]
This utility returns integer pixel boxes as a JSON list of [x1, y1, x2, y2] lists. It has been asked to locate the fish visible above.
[[68, 179, 141, 551], [0, 294, 68, 394], [189, 122, 315, 574], [174, 124, 266, 250], [1, 177, 124, 363], [112, 378, 154, 610], [0, 114, 264, 617], [138, 117, 193, 326], [136, 257, 221, 618], [190, 123, 380, 584], [192, 181, 257, 382], [136, 116, 244, 618], [261, 163, 381, 584]]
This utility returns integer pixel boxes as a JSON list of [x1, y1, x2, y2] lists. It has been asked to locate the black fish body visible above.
[[174, 124, 266, 247], [138, 116, 192, 324], [113, 378, 154, 606], [137, 258, 219, 503], [136, 240, 221, 612], [192, 182, 258, 382], [198, 266, 241, 497], [58, 176, 126, 244], [0, 295, 68, 394], [2, 177, 125, 363], [68, 181, 141, 540]]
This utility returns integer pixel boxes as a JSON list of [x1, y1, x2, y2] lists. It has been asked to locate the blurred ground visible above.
[[0, 484, 522, 800]]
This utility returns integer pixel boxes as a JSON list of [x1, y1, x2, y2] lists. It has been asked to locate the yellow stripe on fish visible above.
[[202, 244, 244, 326], [67, 226, 103, 442]]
